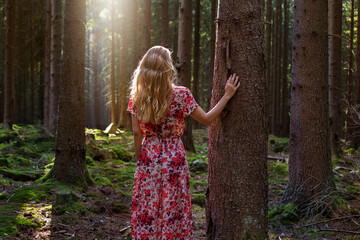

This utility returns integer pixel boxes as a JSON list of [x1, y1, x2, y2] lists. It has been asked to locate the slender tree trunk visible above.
[[281, 0, 289, 137], [208, 0, 217, 111], [172, 0, 179, 58], [206, 0, 268, 238], [44, 0, 51, 129], [161, 0, 169, 47], [3, 0, 16, 129], [282, 0, 335, 208], [329, 0, 343, 155], [177, 0, 195, 152], [30, 0, 35, 122], [54, 0, 89, 187], [0, 0, 5, 120], [131, 0, 139, 70], [346, 0, 355, 142], [49, 0, 62, 135], [110, 4, 116, 124], [354, 0, 360, 147], [265, 0, 272, 123], [15, 1, 24, 123], [143, 0, 151, 52], [192, 0, 200, 129]]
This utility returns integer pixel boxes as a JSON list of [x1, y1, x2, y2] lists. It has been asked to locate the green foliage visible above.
[[15, 215, 42, 229], [8, 190, 47, 203], [268, 203, 299, 226], [268, 134, 289, 153], [271, 161, 289, 177], [191, 193, 206, 207]]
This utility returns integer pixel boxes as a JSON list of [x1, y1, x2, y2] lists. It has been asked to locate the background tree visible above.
[[206, 0, 268, 238], [3, 0, 16, 129], [43, 0, 51, 130], [329, 0, 343, 156], [161, 0, 169, 47], [143, 0, 151, 52], [282, 0, 335, 208], [177, 0, 195, 151], [53, 0, 90, 186], [192, 0, 200, 129]]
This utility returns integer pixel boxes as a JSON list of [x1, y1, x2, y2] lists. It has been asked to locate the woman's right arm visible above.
[[190, 73, 240, 126]]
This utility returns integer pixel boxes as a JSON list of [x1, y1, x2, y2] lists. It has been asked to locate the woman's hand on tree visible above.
[[224, 73, 240, 99]]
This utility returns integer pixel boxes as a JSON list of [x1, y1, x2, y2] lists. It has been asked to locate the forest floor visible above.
[[0, 125, 360, 240]]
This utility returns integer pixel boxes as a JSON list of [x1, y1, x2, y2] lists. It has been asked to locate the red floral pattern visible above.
[[127, 86, 198, 240]]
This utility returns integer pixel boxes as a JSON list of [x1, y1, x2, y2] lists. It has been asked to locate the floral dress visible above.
[[127, 86, 198, 240]]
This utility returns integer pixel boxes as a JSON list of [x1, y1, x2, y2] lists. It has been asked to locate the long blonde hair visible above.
[[130, 46, 175, 124]]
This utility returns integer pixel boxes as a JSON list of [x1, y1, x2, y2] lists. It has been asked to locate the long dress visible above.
[[127, 86, 198, 240]]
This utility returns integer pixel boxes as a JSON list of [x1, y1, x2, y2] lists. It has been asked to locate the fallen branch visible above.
[[301, 215, 360, 228], [119, 226, 131, 233], [317, 228, 360, 235], [267, 155, 288, 162]]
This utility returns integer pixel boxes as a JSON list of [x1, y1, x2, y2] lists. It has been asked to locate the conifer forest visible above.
[[1, 0, 360, 239]]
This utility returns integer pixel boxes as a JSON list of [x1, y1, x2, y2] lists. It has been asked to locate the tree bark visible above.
[[30, 0, 35, 122], [44, 0, 51, 129], [143, 0, 151, 52], [54, 0, 89, 187], [110, 3, 116, 124], [49, 0, 63, 135], [208, 0, 217, 111], [354, 0, 360, 147], [177, 0, 195, 152], [329, 0, 343, 155], [282, 0, 335, 207], [281, 0, 289, 137], [3, 0, 16, 129], [192, 0, 200, 129], [206, 0, 268, 238], [346, 0, 355, 142], [265, 0, 272, 123], [161, 0, 169, 47]]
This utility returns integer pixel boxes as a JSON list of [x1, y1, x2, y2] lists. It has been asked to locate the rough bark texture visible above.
[[49, 0, 62, 135], [281, 0, 289, 137], [329, 0, 342, 155], [177, 0, 195, 152], [143, 0, 151, 52], [283, 0, 335, 206], [54, 0, 88, 186], [3, 0, 16, 129], [346, 0, 355, 142], [30, 0, 35, 121], [206, 0, 268, 239], [0, 0, 5, 120], [354, 0, 360, 147], [161, 0, 169, 47], [43, 0, 51, 129]]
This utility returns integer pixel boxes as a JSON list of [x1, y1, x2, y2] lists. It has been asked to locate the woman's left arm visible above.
[[132, 115, 143, 160]]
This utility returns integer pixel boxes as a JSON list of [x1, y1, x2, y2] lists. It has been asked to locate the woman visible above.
[[127, 46, 239, 239]]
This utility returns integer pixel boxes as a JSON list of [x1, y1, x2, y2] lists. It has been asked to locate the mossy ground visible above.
[[1, 125, 360, 239]]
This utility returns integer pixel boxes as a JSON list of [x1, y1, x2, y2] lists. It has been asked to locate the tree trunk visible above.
[[0, 0, 5, 120], [281, 0, 289, 137], [3, 0, 16, 129], [49, 0, 62, 135], [282, 0, 335, 208], [354, 0, 360, 147], [206, 0, 268, 238], [208, 0, 217, 111], [54, 0, 89, 187], [265, 0, 272, 122], [171, 0, 179, 57], [161, 0, 169, 47], [346, 0, 355, 142], [43, 0, 51, 129], [177, 0, 195, 152], [110, 3, 116, 124], [30, 0, 35, 122], [329, 0, 343, 155], [143, 0, 151, 52], [192, 0, 200, 129]]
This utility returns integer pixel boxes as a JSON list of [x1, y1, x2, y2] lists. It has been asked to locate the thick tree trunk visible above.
[[281, 0, 289, 137], [49, 0, 62, 135], [44, 0, 51, 129], [177, 0, 195, 152], [282, 0, 335, 208], [206, 0, 268, 238], [0, 0, 5, 121], [54, 0, 89, 187], [346, 0, 355, 142], [329, 0, 343, 155], [192, 0, 200, 129], [161, 0, 169, 47], [3, 0, 16, 129], [143, 0, 151, 52]]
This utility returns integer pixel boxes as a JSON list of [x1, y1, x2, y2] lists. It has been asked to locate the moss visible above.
[[272, 161, 289, 177], [8, 189, 48, 203], [0, 129, 20, 143], [191, 193, 206, 207], [86, 156, 95, 166], [268, 203, 299, 226], [95, 176, 114, 188], [268, 134, 289, 153], [0, 168, 43, 181], [15, 215, 42, 229], [0, 158, 11, 167], [53, 201, 87, 216], [0, 216, 19, 236]]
